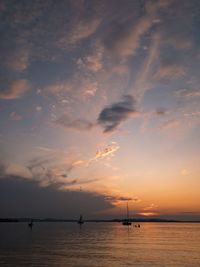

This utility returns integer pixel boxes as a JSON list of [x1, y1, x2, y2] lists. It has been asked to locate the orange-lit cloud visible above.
[[0, 79, 29, 100], [89, 142, 120, 163], [138, 212, 159, 216], [143, 203, 158, 211], [62, 19, 101, 46]]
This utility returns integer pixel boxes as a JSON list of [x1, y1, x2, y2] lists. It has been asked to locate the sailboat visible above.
[[77, 215, 84, 225], [122, 202, 132, 225], [28, 219, 33, 228]]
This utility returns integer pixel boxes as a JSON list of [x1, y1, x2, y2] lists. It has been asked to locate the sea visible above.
[[0, 222, 200, 267]]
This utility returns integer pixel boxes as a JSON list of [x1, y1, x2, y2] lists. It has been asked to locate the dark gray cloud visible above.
[[98, 95, 137, 133], [0, 159, 112, 218], [0, 174, 113, 219], [105, 195, 140, 202], [107, 196, 132, 201], [56, 114, 93, 131]]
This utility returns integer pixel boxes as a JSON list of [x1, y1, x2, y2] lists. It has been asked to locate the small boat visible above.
[[77, 215, 84, 225], [28, 220, 33, 228], [122, 220, 132, 226], [122, 202, 132, 226]]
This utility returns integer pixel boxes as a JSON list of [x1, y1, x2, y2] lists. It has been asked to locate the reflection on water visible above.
[[0, 222, 200, 266]]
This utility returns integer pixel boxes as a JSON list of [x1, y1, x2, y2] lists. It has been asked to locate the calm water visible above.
[[0, 222, 200, 267]]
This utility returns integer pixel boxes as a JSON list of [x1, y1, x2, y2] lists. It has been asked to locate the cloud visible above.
[[103, 16, 152, 58], [0, 1, 102, 78], [89, 142, 120, 164], [132, 33, 160, 101], [26, 152, 84, 187], [36, 106, 42, 112], [0, 174, 113, 218], [45, 81, 72, 94], [181, 169, 190, 176], [143, 203, 158, 211], [56, 114, 93, 131], [66, 19, 101, 45], [46, 77, 98, 99], [155, 63, 186, 80], [77, 45, 103, 73], [158, 0, 195, 52], [112, 65, 129, 76], [35, 146, 57, 153], [81, 80, 98, 97], [6, 47, 30, 72], [183, 111, 200, 117], [94, 143, 119, 160], [98, 95, 138, 133], [0, 160, 114, 218], [155, 107, 167, 116], [138, 211, 159, 216], [106, 196, 133, 202], [0, 79, 29, 100], [177, 89, 200, 97], [159, 119, 180, 130], [102, 0, 168, 60], [9, 112, 22, 121], [104, 195, 141, 205]]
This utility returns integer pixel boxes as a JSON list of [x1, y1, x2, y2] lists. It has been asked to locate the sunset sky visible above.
[[0, 0, 200, 220]]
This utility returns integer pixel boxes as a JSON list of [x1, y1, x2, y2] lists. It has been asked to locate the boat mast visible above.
[[127, 202, 129, 220]]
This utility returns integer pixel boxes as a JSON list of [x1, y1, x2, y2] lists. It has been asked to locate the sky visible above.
[[0, 0, 200, 221]]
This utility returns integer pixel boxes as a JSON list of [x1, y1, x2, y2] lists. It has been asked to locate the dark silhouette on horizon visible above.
[[77, 215, 84, 225], [28, 219, 33, 229], [122, 202, 132, 226]]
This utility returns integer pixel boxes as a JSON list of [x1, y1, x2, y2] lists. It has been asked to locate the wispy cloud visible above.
[[133, 33, 160, 101], [98, 95, 138, 133], [26, 151, 87, 188], [159, 119, 180, 130], [77, 44, 103, 73], [94, 143, 119, 160], [102, 0, 168, 60], [143, 203, 158, 211], [89, 142, 120, 164], [66, 19, 101, 45], [155, 63, 186, 80], [176, 88, 200, 97], [56, 114, 93, 131], [138, 211, 159, 216], [5, 47, 30, 72], [46, 76, 98, 99], [9, 112, 22, 121]]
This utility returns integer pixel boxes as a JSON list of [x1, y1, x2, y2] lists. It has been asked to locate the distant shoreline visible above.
[[0, 218, 200, 223]]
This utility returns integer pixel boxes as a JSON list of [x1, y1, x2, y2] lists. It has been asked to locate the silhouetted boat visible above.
[[28, 220, 33, 228], [122, 202, 132, 226], [77, 215, 84, 225]]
